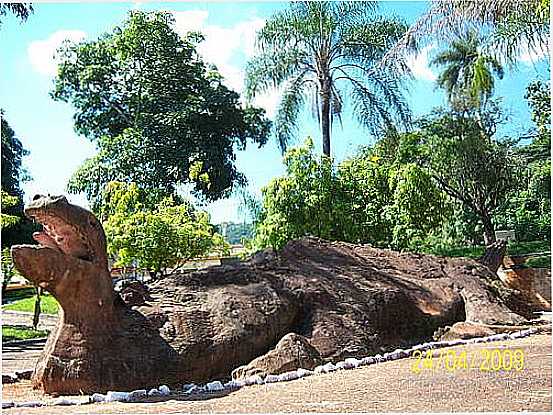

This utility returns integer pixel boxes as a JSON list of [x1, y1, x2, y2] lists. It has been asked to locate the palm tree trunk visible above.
[[321, 88, 331, 157]]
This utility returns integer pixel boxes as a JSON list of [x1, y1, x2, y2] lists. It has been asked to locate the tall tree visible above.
[[416, 105, 520, 245], [431, 31, 504, 110], [52, 11, 271, 209], [384, 0, 549, 68], [1, 112, 33, 247], [245, 1, 410, 157]]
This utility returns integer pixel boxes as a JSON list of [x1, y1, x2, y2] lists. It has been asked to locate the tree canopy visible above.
[[431, 30, 504, 110], [53, 11, 271, 209], [245, 1, 410, 156], [386, 0, 550, 68], [1, 112, 33, 247], [409, 104, 521, 245], [102, 182, 228, 277]]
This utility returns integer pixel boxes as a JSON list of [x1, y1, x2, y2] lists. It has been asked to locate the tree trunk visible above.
[[481, 213, 496, 246], [320, 84, 331, 157], [32, 286, 42, 330], [478, 239, 507, 273]]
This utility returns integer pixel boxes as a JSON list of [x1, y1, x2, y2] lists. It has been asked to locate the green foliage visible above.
[[1, 113, 34, 247], [102, 182, 228, 277], [246, 1, 410, 155], [0, 191, 20, 229], [252, 138, 340, 249], [53, 11, 270, 208], [406, 0, 549, 67], [2, 326, 49, 343], [431, 30, 504, 111], [494, 81, 551, 242], [524, 255, 551, 269], [3, 293, 60, 315], [415, 105, 521, 244], [251, 136, 448, 251], [1, 248, 20, 293]]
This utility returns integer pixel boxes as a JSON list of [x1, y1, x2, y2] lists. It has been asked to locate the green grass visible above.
[[523, 255, 551, 269], [507, 240, 551, 256], [2, 325, 49, 343], [428, 240, 551, 268], [3, 293, 60, 315]]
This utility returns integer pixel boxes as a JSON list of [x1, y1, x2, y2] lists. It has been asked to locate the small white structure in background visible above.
[[495, 229, 516, 242]]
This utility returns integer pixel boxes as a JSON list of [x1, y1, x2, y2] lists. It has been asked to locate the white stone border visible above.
[[1, 328, 539, 409]]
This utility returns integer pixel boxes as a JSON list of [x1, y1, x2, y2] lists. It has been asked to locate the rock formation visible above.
[[231, 333, 322, 380], [12, 195, 526, 394]]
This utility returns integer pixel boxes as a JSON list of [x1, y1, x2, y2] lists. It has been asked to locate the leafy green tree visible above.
[[431, 31, 504, 110], [1, 113, 28, 199], [0, 191, 20, 229], [521, 80, 551, 162], [252, 138, 340, 249], [102, 182, 228, 278], [251, 137, 448, 251], [495, 80, 551, 241], [245, 1, 410, 156], [53, 11, 270, 209], [1, 113, 33, 247], [415, 106, 521, 245]]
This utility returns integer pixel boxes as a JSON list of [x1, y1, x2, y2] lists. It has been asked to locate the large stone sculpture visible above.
[[11, 195, 525, 394]]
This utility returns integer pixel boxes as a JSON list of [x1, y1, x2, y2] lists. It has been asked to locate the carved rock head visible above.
[[18, 194, 107, 267], [11, 195, 112, 307]]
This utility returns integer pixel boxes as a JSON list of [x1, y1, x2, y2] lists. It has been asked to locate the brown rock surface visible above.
[[231, 333, 322, 379], [436, 321, 496, 341], [11, 196, 526, 394]]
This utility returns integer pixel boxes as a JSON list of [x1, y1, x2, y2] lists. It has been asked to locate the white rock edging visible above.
[[21, 328, 540, 408]]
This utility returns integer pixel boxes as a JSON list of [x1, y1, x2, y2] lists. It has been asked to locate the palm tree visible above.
[[245, 1, 411, 157], [0, 3, 34, 25], [383, 0, 549, 69], [431, 31, 504, 110]]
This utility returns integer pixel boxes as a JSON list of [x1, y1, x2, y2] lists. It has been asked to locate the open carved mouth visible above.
[[26, 195, 94, 262]]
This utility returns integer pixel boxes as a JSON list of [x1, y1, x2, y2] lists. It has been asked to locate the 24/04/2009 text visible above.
[[410, 348, 524, 374]]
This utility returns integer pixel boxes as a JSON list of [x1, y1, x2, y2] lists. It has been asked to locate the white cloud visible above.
[[171, 10, 279, 117], [406, 45, 437, 82], [28, 30, 86, 76]]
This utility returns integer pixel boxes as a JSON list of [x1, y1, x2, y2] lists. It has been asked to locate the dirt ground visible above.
[[2, 333, 551, 414]]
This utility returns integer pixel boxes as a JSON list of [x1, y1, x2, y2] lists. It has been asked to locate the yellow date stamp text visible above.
[[410, 348, 524, 374]]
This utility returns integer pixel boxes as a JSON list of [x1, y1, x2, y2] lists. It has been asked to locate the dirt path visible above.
[[2, 333, 551, 413], [1, 310, 57, 373], [1, 310, 59, 331]]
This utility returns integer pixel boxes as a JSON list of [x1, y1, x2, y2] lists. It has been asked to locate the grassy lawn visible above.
[[2, 325, 49, 343], [3, 293, 60, 315], [429, 240, 551, 268], [508, 240, 551, 256]]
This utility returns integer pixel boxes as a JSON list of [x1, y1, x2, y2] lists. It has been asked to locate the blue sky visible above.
[[1, 1, 549, 224]]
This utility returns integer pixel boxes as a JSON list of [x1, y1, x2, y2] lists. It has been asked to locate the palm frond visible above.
[[245, 48, 309, 99], [274, 73, 310, 154], [384, 0, 549, 67]]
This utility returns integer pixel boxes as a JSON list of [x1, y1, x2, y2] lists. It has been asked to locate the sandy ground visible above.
[[2, 333, 551, 414]]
